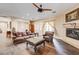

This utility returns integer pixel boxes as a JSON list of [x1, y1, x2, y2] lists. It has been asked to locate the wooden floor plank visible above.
[[53, 38, 79, 55]]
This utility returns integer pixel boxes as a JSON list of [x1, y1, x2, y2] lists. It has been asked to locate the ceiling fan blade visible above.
[[32, 3, 40, 9], [42, 9, 52, 11]]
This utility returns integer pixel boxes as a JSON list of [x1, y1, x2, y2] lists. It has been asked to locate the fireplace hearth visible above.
[[66, 28, 79, 40]]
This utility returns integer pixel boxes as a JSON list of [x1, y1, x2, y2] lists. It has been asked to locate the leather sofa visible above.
[[12, 32, 35, 45]]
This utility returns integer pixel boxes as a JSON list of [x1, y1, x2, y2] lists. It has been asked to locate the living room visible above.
[[0, 3, 79, 55]]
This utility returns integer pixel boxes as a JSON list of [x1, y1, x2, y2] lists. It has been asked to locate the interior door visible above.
[[29, 21, 35, 33]]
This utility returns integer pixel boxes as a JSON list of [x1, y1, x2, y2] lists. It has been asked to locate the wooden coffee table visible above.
[[26, 37, 45, 53]]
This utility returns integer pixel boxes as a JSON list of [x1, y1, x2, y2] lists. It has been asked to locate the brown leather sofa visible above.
[[12, 32, 35, 45]]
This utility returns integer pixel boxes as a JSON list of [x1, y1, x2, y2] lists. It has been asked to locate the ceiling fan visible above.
[[32, 3, 52, 13]]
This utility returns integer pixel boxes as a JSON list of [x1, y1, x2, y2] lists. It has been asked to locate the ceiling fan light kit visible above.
[[38, 8, 43, 12], [32, 3, 52, 13]]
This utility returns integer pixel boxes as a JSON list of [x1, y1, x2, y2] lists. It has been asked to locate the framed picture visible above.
[[66, 8, 79, 22]]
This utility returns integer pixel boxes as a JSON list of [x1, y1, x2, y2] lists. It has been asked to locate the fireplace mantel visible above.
[[63, 23, 79, 28]]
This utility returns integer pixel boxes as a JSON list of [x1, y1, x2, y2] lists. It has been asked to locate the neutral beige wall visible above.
[[54, 5, 79, 49]]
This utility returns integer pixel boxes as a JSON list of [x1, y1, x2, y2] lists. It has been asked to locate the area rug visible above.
[[0, 42, 56, 55]]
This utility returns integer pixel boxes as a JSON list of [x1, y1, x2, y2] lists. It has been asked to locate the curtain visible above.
[[34, 21, 55, 35], [42, 21, 55, 34], [48, 22, 58, 35], [34, 21, 44, 35]]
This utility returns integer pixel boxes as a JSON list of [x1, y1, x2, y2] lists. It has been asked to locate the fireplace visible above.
[[66, 28, 79, 40]]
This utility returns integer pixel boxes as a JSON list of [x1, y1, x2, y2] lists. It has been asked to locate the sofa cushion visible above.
[[15, 37, 25, 40]]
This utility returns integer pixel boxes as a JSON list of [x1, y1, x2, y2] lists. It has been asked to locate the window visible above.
[[44, 22, 54, 32], [12, 21, 28, 32], [17, 22, 26, 32]]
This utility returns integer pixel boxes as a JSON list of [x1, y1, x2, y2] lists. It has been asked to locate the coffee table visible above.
[[26, 37, 45, 53]]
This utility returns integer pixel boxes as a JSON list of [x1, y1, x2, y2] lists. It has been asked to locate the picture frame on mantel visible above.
[[66, 8, 79, 22]]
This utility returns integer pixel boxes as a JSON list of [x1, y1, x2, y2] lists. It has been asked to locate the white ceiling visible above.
[[0, 3, 78, 20]]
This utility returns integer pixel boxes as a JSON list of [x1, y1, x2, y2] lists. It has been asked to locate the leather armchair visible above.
[[43, 31, 54, 44]]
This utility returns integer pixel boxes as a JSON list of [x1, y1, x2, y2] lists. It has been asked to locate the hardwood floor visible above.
[[0, 37, 79, 55], [53, 38, 79, 55], [14, 38, 79, 55], [34, 38, 79, 55], [26, 43, 56, 55]]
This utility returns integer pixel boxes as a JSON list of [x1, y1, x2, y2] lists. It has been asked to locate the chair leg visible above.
[[43, 41, 45, 47], [34, 46, 37, 53], [26, 42, 28, 48]]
